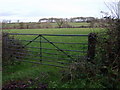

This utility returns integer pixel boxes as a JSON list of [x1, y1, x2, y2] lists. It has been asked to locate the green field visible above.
[[3, 28, 103, 88], [69, 22, 90, 27], [4, 28, 100, 34], [50, 22, 90, 27], [3, 22, 91, 29]]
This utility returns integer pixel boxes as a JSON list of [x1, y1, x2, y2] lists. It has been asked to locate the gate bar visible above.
[[8, 33, 88, 36], [24, 35, 40, 47], [41, 35, 74, 60]]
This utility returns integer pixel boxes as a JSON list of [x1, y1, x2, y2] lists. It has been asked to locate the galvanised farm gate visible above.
[[4, 33, 96, 68]]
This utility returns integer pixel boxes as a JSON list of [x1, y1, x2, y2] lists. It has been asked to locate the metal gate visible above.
[[5, 33, 89, 68]]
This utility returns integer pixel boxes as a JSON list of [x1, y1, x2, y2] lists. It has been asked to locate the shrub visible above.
[[60, 57, 99, 82], [2, 32, 27, 66], [94, 17, 120, 88], [60, 17, 120, 88]]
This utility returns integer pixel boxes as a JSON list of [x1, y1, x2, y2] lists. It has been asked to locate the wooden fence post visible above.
[[87, 33, 97, 61]]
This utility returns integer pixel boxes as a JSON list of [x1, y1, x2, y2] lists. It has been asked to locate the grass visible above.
[[69, 22, 90, 27], [3, 28, 102, 88], [4, 28, 99, 34], [3, 62, 62, 84], [3, 22, 90, 29], [49, 22, 90, 27]]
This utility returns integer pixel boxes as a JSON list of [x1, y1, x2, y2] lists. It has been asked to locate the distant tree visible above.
[[48, 18, 56, 23], [19, 22, 24, 29], [8, 20, 11, 23], [2, 20, 8, 29], [2, 20, 8, 23], [80, 17, 86, 22], [70, 17, 88, 22], [39, 18, 49, 23], [17, 20, 20, 23], [86, 17, 95, 22], [55, 18, 64, 28], [26, 24, 29, 29]]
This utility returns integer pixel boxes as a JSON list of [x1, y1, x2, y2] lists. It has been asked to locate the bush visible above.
[[60, 57, 99, 81], [60, 18, 120, 88], [2, 32, 27, 66], [94, 17, 120, 88]]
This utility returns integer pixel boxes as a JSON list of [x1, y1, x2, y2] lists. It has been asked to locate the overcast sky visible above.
[[0, 0, 118, 22]]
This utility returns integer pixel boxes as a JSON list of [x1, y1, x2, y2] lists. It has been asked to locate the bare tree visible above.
[[55, 18, 64, 28], [17, 20, 20, 23], [104, 0, 120, 18]]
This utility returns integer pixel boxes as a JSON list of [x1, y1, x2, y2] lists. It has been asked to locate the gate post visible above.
[[87, 33, 97, 61]]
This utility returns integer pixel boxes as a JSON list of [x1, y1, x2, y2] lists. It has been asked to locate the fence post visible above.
[[87, 33, 97, 61]]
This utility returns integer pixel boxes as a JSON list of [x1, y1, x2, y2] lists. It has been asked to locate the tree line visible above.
[[2, 17, 108, 29]]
